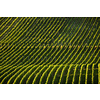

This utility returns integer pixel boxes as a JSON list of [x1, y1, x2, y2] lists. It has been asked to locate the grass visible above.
[[0, 17, 100, 84]]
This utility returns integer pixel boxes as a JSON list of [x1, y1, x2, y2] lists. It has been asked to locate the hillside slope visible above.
[[0, 17, 100, 84]]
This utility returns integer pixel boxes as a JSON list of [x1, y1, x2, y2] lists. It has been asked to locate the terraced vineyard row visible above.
[[0, 17, 100, 84]]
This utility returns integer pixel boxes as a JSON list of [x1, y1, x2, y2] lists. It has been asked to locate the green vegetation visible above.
[[0, 17, 100, 84]]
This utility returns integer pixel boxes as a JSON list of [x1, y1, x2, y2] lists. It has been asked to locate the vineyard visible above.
[[0, 17, 100, 84]]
